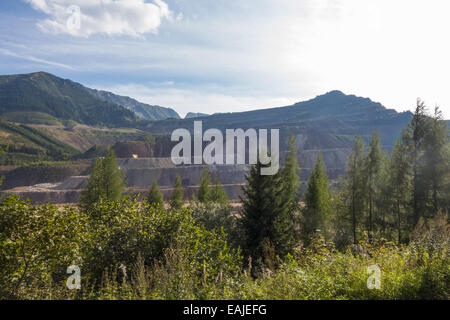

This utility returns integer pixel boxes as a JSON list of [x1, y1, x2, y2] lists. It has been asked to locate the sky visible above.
[[0, 0, 449, 118]]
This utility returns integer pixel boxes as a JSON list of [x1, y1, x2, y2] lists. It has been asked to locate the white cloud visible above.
[[0, 48, 75, 70], [25, 0, 172, 37]]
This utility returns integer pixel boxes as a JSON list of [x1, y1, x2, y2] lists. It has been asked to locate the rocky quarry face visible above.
[[0, 158, 251, 204]]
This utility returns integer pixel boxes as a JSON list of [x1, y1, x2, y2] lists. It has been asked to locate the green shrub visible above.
[[0, 195, 447, 300]]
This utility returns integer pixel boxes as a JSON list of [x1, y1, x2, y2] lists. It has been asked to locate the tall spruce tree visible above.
[[148, 179, 164, 206], [241, 160, 293, 266], [170, 174, 184, 209], [345, 135, 366, 244], [364, 131, 382, 242], [303, 153, 330, 243], [80, 149, 125, 208]]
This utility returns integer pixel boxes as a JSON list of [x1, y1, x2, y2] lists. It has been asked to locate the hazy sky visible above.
[[0, 0, 449, 118]]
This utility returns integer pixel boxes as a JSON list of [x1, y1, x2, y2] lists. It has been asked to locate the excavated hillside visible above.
[[1, 158, 248, 203]]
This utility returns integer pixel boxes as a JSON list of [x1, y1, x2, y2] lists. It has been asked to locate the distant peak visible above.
[[29, 71, 52, 77], [323, 90, 345, 96]]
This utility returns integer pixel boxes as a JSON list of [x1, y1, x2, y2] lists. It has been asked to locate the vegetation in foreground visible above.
[[0, 195, 448, 300]]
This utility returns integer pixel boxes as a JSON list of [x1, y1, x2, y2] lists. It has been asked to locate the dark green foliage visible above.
[[148, 179, 164, 206], [303, 153, 330, 244], [170, 175, 184, 209], [80, 149, 126, 208], [240, 137, 302, 267], [240, 161, 294, 269]]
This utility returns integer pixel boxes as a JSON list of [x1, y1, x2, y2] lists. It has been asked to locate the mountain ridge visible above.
[[0, 72, 180, 126], [85, 87, 180, 121]]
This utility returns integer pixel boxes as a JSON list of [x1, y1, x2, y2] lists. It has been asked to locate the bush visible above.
[[0, 195, 86, 299], [0, 195, 447, 300]]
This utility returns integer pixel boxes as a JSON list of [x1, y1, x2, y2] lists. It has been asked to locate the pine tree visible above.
[[364, 131, 382, 242], [282, 133, 301, 213], [422, 107, 449, 214], [241, 159, 295, 266], [303, 153, 330, 243], [102, 149, 126, 201], [170, 174, 184, 209], [374, 150, 392, 238], [198, 168, 211, 203], [402, 100, 430, 225], [148, 179, 164, 206], [275, 133, 301, 253], [241, 162, 273, 265], [345, 135, 366, 244], [389, 140, 411, 243], [80, 149, 126, 208], [210, 177, 229, 206]]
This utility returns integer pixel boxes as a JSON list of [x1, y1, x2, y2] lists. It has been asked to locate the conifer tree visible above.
[[389, 139, 411, 243], [170, 174, 184, 209], [198, 168, 212, 203], [402, 100, 430, 225], [282, 133, 301, 213], [374, 150, 391, 238], [80, 149, 125, 208], [364, 131, 382, 242], [210, 177, 229, 206], [102, 149, 126, 201], [422, 107, 449, 214], [241, 162, 272, 265], [303, 153, 330, 243], [148, 179, 164, 206], [345, 135, 366, 244], [241, 159, 296, 266]]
